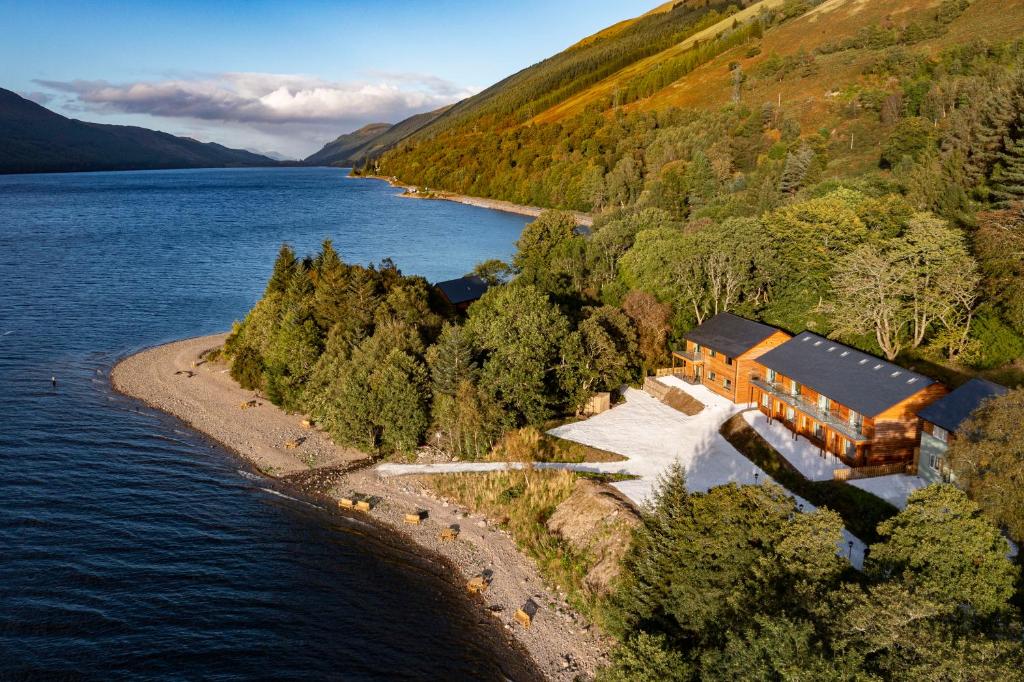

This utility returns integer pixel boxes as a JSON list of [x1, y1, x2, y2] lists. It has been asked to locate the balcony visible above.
[[751, 377, 868, 443], [671, 349, 704, 364]]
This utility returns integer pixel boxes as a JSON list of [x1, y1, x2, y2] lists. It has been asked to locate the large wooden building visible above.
[[670, 313, 791, 403], [750, 333, 947, 467]]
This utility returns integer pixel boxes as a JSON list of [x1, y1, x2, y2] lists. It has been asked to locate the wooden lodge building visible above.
[[916, 378, 1008, 484], [670, 313, 791, 403], [751, 332, 947, 468]]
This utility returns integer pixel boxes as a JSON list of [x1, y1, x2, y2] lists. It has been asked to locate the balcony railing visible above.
[[671, 350, 704, 363], [751, 377, 868, 443]]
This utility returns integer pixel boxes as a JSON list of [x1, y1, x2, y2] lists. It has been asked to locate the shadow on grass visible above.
[[720, 413, 897, 544]]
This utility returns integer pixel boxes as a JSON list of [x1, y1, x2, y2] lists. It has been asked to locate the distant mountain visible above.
[[304, 123, 392, 166], [252, 149, 293, 162], [303, 106, 450, 168], [0, 88, 276, 174]]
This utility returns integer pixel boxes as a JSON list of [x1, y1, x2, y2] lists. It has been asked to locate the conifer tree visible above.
[[265, 243, 297, 296], [990, 124, 1024, 203], [426, 323, 478, 398], [313, 239, 348, 330], [779, 144, 814, 195]]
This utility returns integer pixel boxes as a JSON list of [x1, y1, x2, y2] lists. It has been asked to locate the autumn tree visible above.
[[621, 290, 672, 373], [946, 389, 1024, 542]]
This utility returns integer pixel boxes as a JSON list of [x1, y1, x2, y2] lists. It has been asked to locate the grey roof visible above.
[[435, 275, 489, 306], [917, 378, 1008, 433], [756, 332, 935, 417], [682, 313, 780, 358]]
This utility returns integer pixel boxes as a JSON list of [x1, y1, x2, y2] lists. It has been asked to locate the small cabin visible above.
[[670, 312, 791, 404], [916, 378, 1008, 484], [434, 275, 489, 312], [751, 333, 947, 468]]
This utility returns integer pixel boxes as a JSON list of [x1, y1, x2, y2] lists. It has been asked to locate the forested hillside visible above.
[[373, 0, 1024, 380], [0, 88, 275, 174], [303, 107, 448, 167]]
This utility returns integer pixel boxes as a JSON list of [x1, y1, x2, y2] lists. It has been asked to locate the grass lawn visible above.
[[720, 413, 897, 543]]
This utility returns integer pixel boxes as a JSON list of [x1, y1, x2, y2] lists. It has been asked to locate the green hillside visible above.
[[0, 88, 275, 174], [304, 106, 449, 167], [304, 123, 392, 166], [371, 0, 1024, 379]]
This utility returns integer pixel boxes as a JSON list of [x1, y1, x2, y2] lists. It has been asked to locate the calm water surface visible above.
[[0, 168, 531, 680]]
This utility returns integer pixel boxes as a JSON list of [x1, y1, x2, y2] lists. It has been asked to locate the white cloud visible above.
[[35, 72, 477, 157]]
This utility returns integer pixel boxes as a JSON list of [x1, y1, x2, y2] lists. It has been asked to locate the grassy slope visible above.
[[532, 0, 789, 125], [531, 0, 1024, 174], [393, 1, 1024, 181]]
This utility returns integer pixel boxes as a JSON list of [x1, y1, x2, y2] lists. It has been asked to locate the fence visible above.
[[582, 391, 611, 416], [833, 462, 911, 481]]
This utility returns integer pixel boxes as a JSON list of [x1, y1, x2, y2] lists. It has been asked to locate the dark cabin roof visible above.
[[917, 378, 1008, 433], [682, 313, 780, 358], [435, 275, 489, 306], [756, 332, 935, 417]]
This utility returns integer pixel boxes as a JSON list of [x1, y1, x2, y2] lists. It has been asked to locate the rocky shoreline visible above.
[[111, 334, 611, 680]]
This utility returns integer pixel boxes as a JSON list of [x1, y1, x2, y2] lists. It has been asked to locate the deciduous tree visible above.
[[947, 389, 1024, 542]]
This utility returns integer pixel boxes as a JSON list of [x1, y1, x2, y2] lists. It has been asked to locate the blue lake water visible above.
[[0, 167, 532, 680]]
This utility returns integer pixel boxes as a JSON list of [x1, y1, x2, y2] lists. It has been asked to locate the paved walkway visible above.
[[742, 411, 850, 481]]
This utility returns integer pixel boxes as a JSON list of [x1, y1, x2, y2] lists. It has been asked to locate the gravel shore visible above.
[[112, 334, 611, 680], [355, 174, 594, 227]]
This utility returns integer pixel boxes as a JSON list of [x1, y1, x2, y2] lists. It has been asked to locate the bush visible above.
[[230, 345, 264, 391], [880, 117, 938, 168], [971, 311, 1024, 369]]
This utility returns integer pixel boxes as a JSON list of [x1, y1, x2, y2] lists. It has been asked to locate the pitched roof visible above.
[[917, 378, 1008, 433], [756, 332, 935, 417], [435, 275, 489, 306], [682, 313, 781, 358]]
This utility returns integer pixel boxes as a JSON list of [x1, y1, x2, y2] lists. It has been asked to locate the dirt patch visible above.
[[546, 479, 641, 595], [643, 377, 704, 416]]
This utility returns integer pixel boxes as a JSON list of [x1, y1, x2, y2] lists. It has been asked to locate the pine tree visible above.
[[313, 239, 349, 330], [990, 123, 1024, 203], [778, 144, 814, 195], [265, 243, 297, 296], [426, 322, 478, 398]]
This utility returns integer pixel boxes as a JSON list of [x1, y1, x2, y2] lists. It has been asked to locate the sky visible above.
[[1, 0, 657, 158]]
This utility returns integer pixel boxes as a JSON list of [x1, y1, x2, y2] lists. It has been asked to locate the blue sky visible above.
[[1, 0, 656, 157]]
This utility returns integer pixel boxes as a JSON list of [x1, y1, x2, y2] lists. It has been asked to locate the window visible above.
[[814, 422, 824, 439], [725, 356, 734, 366], [724, 378, 733, 391], [709, 349, 717, 358], [694, 343, 702, 354], [932, 426, 948, 443], [845, 439, 856, 458], [708, 371, 717, 382], [786, 407, 795, 421], [817, 394, 830, 412], [761, 393, 769, 408], [767, 369, 776, 383], [790, 379, 800, 396], [849, 411, 863, 430]]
